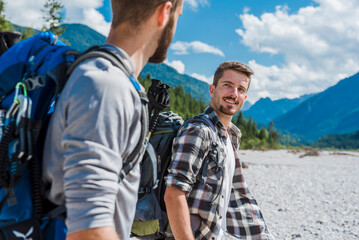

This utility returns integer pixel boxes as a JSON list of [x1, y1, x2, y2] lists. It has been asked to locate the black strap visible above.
[[45, 205, 66, 219]]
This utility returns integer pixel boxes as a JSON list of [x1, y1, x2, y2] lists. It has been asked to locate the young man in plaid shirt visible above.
[[164, 61, 274, 239]]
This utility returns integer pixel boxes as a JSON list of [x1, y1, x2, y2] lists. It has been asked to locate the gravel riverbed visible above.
[[241, 149, 359, 240]]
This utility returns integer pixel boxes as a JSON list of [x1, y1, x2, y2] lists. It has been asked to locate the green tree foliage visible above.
[[139, 74, 206, 120], [232, 114, 280, 149], [20, 27, 35, 40], [42, 0, 66, 36], [0, 0, 13, 31], [312, 130, 359, 150], [235, 112, 247, 136], [268, 120, 279, 148], [258, 127, 268, 141], [278, 132, 303, 147]]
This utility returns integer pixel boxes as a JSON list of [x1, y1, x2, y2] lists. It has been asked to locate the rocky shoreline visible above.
[[241, 149, 359, 240]]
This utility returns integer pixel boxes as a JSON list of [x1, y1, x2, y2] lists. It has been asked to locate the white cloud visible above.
[[63, 0, 110, 36], [184, 0, 209, 11], [4, 0, 110, 36], [171, 41, 225, 57], [236, 0, 359, 103], [63, 0, 103, 9], [165, 60, 185, 74], [191, 73, 213, 84], [4, 0, 44, 29], [78, 8, 110, 36]]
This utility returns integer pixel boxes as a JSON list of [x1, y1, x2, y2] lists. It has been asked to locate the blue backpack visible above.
[[0, 31, 149, 240]]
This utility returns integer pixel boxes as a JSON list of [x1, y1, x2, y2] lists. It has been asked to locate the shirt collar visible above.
[[204, 106, 242, 148], [100, 43, 135, 76]]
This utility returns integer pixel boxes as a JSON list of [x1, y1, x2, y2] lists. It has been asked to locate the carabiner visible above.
[[14, 82, 28, 105]]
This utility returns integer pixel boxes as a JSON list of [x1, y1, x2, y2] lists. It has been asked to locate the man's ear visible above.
[[209, 84, 215, 97], [157, 1, 173, 27]]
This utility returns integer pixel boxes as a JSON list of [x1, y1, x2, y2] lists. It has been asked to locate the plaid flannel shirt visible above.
[[165, 107, 274, 240]]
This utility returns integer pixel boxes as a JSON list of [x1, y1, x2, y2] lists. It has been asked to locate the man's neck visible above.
[[106, 25, 157, 77], [209, 104, 233, 129], [216, 112, 232, 130]]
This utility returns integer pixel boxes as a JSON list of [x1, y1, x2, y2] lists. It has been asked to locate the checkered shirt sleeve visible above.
[[165, 121, 212, 193]]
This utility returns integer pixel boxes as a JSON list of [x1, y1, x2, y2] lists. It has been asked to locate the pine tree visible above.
[[251, 120, 258, 137], [258, 127, 268, 141], [235, 112, 247, 136], [0, 0, 13, 31], [268, 120, 279, 147], [246, 117, 254, 138], [42, 0, 66, 36], [20, 27, 35, 40], [268, 120, 275, 133]]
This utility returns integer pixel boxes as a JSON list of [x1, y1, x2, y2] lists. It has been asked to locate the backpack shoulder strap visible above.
[[183, 114, 217, 136], [67, 45, 149, 182], [183, 115, 221, 182], [184, 115, 225, 204]]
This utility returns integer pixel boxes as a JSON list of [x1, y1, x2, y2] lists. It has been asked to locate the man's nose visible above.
[[228, 87, 239, 98]]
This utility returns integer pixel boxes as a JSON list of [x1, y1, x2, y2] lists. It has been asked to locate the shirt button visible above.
[[221, 195, 224, 198], [212, 238, 215, 240], [219, 216, 222, 219]]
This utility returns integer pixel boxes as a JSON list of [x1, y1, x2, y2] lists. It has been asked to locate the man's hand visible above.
[[66, 226, 120, 240], [164, 186, 195, 240]]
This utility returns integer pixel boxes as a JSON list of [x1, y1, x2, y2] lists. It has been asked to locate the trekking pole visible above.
[[147, 79, 170, 139]]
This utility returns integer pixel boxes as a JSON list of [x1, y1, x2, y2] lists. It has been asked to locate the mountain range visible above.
[[12, 23, 359, 144], [140, 63, 211, 103], [243, 73, 359, 143], [64, 24, 213, 103], [61, 24, 106, 52], [243, 94, 315, 125], [273, 72, 359, 142]]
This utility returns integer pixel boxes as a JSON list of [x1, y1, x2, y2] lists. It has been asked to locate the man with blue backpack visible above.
[[42, 1, 183, 240], [0, 0, 183, 239], [164, 61, 274, 239]]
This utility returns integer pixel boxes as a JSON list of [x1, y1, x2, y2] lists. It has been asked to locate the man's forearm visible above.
[[164, 186, 195, 240], [66, 226, 120, 240]]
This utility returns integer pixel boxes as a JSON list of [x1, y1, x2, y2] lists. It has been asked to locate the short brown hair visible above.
[[213, 61, 254, 90], [111, 0, 180, 29]]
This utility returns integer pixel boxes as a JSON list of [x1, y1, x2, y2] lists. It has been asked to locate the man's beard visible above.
[[213, 96, 242, 117], [149, 14, 175, 63]]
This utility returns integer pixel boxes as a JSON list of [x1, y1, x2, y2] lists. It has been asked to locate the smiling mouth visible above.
[[223, 97, 238, 105]]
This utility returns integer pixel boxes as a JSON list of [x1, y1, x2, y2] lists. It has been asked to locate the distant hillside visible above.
[[241, 101, 252, 111], [312, 130, 359, 149], [12, 23, 105, 52], [141, 63, 211, 103], [243, 94, 315, 124], [62, 24, 211, 103], [12, 23, 39, 34], [274, 72, 359, 142], [61, 24, 106, 52]]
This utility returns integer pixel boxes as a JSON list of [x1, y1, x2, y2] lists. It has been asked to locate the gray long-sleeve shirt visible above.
[[43, 45, 142, 239]]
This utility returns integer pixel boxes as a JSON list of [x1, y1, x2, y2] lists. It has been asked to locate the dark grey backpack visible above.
[[132, 111, 183, 239], [131, 111, 221, 239]]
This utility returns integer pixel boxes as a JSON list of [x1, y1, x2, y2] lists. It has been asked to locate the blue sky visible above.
[[4, 0, 359, 104]]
